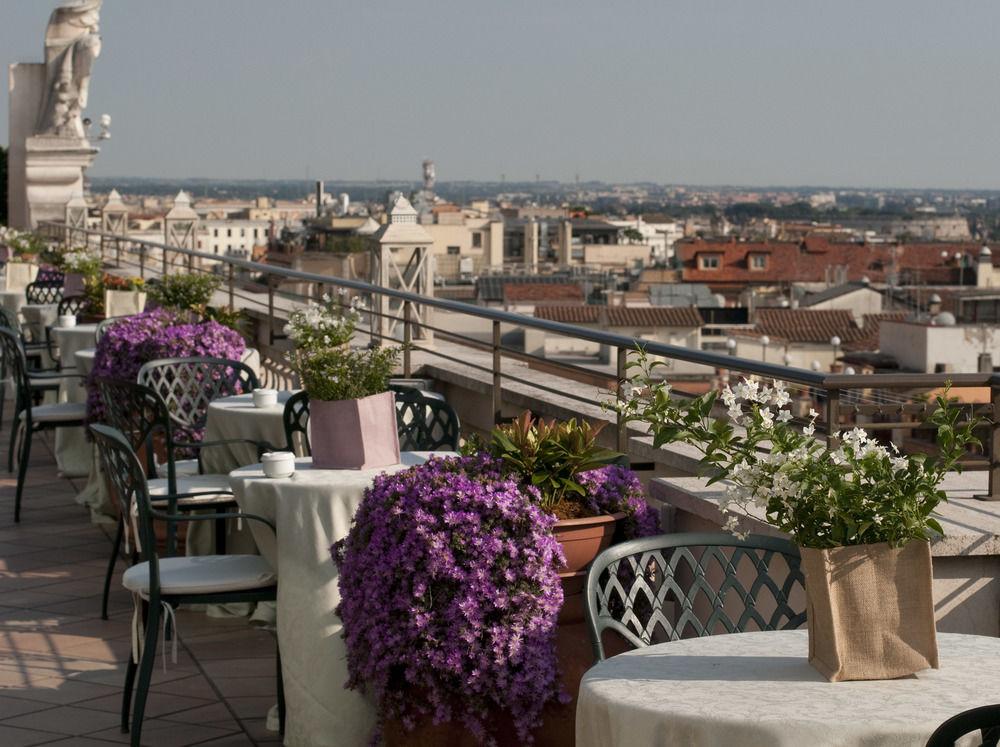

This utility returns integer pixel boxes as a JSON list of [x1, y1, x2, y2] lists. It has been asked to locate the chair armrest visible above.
[[148, 508, 276, 534], [28, 371, 86, 381]]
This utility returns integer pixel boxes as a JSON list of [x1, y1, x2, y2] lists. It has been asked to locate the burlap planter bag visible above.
[[800, 540, 938, 682]]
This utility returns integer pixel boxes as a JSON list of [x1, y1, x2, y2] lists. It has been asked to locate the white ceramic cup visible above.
[[252, 388, 278, 408], [262, 451, 295, 479], [57, 315, 77, 328]]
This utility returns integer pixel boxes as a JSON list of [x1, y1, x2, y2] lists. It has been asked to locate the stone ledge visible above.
[[650, 471, 1000, 558]]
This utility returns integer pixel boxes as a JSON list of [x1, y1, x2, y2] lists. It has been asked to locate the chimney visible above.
[[927, 293, 942, 316], [978, 245, 993, 288], [315, 181, 324, 218]]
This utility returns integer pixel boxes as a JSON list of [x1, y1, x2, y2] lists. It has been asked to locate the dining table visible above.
[[20, 303, 59, 345], [51, 326, 98, 479], [228, 452, 453, 747], [201, 391, 295, 474], [576, 629, 1000, 747]]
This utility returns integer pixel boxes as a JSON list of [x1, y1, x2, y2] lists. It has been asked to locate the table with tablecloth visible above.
[[201, 391, 295, 474], [0, 290, 27, 328], [576, 630, 1000, 747], [20, 303, 58, 346], [229, 453, 448, 747], [51, 326, 98, 479]]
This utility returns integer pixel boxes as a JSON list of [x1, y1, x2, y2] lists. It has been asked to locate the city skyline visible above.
[[3, 0, 1000, 189]]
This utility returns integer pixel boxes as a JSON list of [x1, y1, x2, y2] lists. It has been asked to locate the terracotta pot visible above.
[[552, 512, 624, 574], [310, 391, 400, 470]]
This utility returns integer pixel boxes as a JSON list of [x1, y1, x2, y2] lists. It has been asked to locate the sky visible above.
[[3, 0, 1000, 189]]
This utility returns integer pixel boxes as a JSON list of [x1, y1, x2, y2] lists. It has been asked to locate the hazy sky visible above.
[[3, 0, 999, 188]]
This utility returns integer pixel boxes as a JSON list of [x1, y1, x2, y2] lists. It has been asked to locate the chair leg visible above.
[[7, 413, 19, 473], [121, 599, 146, 734], [14, 425, 31, 523], [215, 516, 227, 555], [131, 599, 160, 747], [276, 635, 286, 735], [102, 518, 124, 620]]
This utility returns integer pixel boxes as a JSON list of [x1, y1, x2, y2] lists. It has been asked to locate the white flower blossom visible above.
[[777, 409, 792, 423], [721, 387, 737, 407], [803, 423, 816, 436]]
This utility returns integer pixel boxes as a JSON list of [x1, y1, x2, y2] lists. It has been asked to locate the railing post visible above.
[[162, 244, 169, 277], [267, 282, 276, 345], [616, 346, 628, 454], [825, 385, 840, 450], [986, 380, 1000, 500], [403, 301, 413, 378], [492, 320, 502, 425], [114, 237, 122, 268], [186, 251, 194, 272], [138, 243, 146, 280], [227, 263, 235, 308]]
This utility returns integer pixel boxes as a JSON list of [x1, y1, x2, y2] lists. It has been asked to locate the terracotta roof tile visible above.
[[753, 309, 865, 345], [503, 283, 584, 303], [534, 305, 703, 327]]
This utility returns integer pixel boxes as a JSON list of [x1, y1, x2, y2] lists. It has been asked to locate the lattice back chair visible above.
[[24, 281, 63, 306], [394, 387, 461, 451], [282, 389, 311, 456], [89, 423, 283, 745], [95, 315, 128, 343], [926, 704, 1000, 747], [57, 294, 91, 318], [585, 532, 806, 662], [0, 327, 86, 522], [137, 357, 260, 438], [94, 376, 264, 616], [0, 307, 60, 448]]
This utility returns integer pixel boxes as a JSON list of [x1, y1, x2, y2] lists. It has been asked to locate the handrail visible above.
[[37, 220, 1000, 500]]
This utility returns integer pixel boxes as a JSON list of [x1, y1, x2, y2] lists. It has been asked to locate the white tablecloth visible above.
[[0, 290, 26, 326], [20, 303, 58, 344], [52, 326, 98, 479], [229, 453, 447, 747], [577, 630, 1000, 747], [202, 391, 294, 474]]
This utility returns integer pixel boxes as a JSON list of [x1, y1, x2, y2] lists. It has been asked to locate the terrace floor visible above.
[[0, 429, 280, 746]]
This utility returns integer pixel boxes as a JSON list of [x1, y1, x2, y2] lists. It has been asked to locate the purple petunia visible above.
[[578, 465, 661, 539], [333, 454, 566, 745], [85, 308, 246, 427]]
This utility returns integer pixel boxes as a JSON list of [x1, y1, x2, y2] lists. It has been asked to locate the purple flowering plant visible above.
[[85, 307, 246, 427], [333, 454, 566, 745], [578, 465, 661, 539]]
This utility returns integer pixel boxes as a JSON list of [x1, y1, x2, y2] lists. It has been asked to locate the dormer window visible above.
[[749, 253, 768, 270], [699, 254, 721, 270]]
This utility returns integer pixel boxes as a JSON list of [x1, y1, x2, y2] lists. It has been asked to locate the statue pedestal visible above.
[[23, 136, 98, 228]]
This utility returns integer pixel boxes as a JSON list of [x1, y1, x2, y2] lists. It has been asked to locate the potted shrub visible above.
[[621, 367, 980, 682], [286, 299, 400, 469], [147, 274, 245, 334], [333, 455, 565, 746], [82, 272, 145, 319], [60, 248, 102, 297]]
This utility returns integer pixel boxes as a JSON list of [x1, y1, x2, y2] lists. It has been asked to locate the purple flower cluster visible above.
[[85, 308, 246, 425], [333, 454, 566, 745], [578, 465, 661, 539]]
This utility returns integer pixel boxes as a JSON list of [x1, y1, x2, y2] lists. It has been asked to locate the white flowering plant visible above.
[[620, 361, 980, 549], [62, 249, 102, 277], [284, 291, 361, 353]]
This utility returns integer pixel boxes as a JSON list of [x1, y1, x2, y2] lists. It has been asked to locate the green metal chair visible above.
[[24, 280, 63, 306], [89, 423, 284, 745], [0, 327, 87, 522], [584, 532, 806, 662], [926, 704, 1000, 747], [394, 387, 461, 451], [95, 376, 269, 618], [282, 390, 310, 456]]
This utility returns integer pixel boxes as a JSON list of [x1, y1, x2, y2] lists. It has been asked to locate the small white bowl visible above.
[[57, 315, 77, 328], [252, 389, 278, 409], [262, 451, 295, 479]]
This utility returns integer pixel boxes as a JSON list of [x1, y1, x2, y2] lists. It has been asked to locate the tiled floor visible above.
[[0, 430, 280, 745]]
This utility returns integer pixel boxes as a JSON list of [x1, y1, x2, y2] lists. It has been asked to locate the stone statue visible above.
[[35, 0, 103, 138]]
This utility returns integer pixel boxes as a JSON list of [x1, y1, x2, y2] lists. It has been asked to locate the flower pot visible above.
[[552, 512, 623, 574], [104, 289, 147, 317], [800, 539, 938, 682], [310, 391, 400, 470], [4, 261, 38, 291]]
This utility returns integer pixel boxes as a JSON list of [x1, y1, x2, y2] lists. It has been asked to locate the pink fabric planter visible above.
[[310, 391, 401, 470], [64, 272, 85, 296]]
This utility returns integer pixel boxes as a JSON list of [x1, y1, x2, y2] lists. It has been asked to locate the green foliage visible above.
[[148, 274, 221, 314], [622, 227, 644, 243], [83, 273, 144, 315], [296, 345, 399, 402], [620, 356, 982, 549], [8, 233, 46, 259], [322, 235, 372, 254], [483, 411, 620, 512]]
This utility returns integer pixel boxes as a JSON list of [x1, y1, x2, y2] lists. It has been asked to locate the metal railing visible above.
[[39, 221, 1000, 499]]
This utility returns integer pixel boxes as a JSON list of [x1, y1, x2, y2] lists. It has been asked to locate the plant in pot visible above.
[[83, 272, 145, 319], [286, 299, 401, 469], [620, 367, 980, 682], [147, 274, 246, 335], [333, 454, 566, 746], [61, 248, 102, 298]]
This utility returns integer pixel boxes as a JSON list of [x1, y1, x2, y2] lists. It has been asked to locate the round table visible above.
[[229, 452, 451, 747], [74, 348, 96, 375], [47, 325, 97, 478], [201, 391, 295, 474], [20, 303, 58, 344], [576, 630, 1000, 747]]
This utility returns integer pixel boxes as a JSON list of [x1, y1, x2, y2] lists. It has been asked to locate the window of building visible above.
[[213, 228, 219, 238], [226, 228, 232, 237], [240, 228, 245, 237], [749, 254, 768, 270], [253, 228, 259, 238], [472, 232, 482, 248], [447, 246, 460, 255], [699, 254, 721, 270]]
